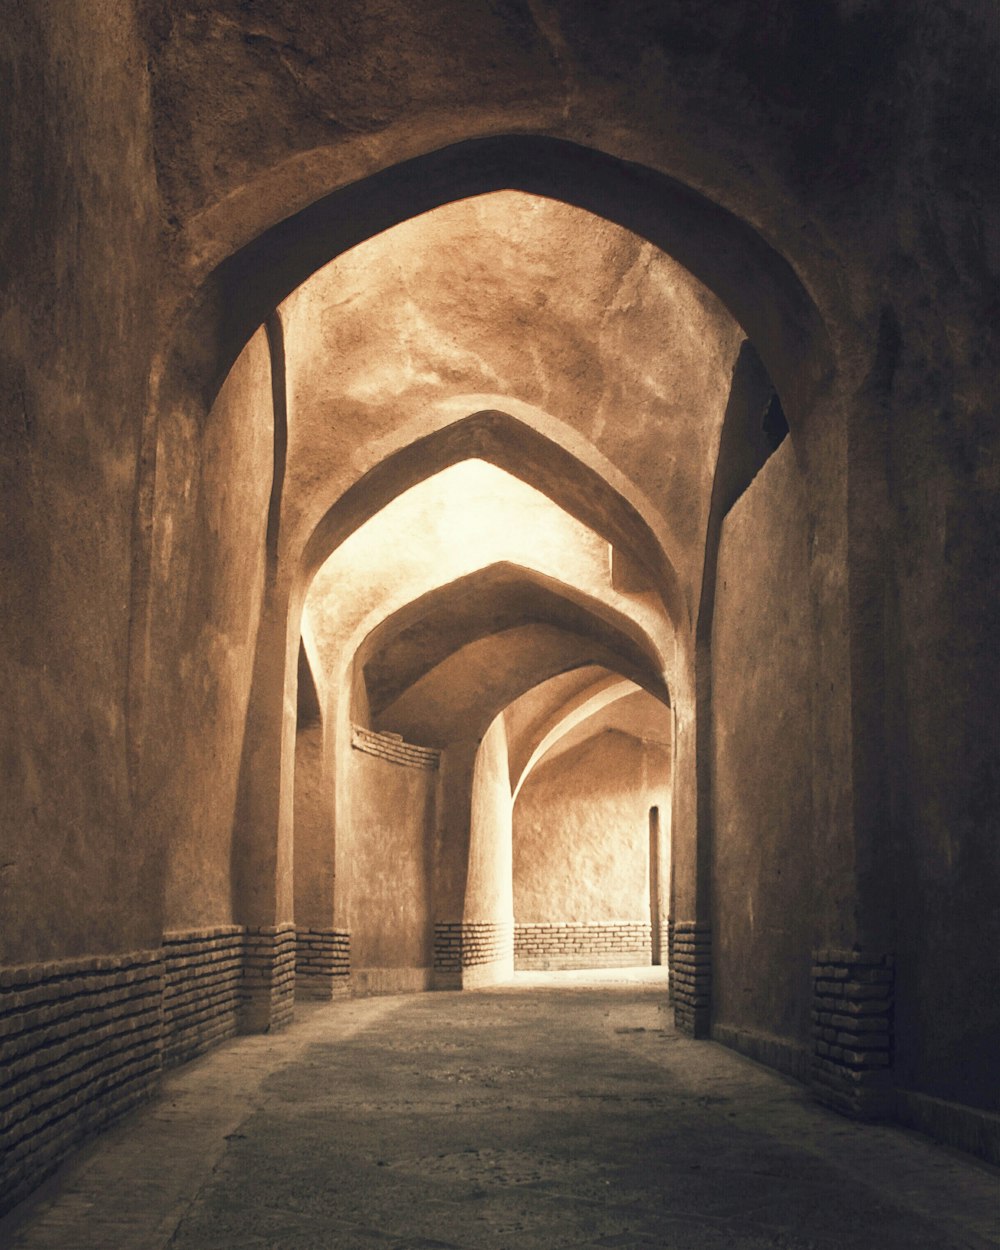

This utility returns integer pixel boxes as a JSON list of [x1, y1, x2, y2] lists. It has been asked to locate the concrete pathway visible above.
[[2, 975, 997, 1249]]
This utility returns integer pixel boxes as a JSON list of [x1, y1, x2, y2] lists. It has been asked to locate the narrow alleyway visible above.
[[3, 976, 996, 1250]]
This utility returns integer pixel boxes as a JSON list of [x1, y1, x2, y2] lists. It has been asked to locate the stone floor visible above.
[[2, 972, 997, 1249]]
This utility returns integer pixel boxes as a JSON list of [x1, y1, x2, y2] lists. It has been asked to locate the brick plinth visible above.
[[295, 929, 350, 999], [433, 921, 513, 987], [162, 927, 244, 1067], [811, 948, 894, 1119], [514, 921, 652, 970], [0, 950, 163, 1213], [241, 925, 296, 1032], [672, 921, 711, 1036]]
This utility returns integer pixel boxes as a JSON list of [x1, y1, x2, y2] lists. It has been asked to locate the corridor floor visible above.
[[3, 975, 997, 1249]]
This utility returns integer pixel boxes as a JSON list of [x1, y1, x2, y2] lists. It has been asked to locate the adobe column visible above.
[[670, 683, 712, 1037], [233, 578, 299, 1031]]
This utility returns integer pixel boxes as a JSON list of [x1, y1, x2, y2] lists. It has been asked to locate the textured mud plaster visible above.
[[292, 724, 332, 933], [140, 0, 564, 224], [514, 730, 670, 924], [0, 1, 159, 963], [153, 330, 273, 929], [869, 46, 1000, 1108], [378, 623, 661, 752], [710, 441, 816, 1056], [529, 687, 672, 786], [280, 193, 741, 609], [303, 461, 670, 695], [346, 746, 435, 990]]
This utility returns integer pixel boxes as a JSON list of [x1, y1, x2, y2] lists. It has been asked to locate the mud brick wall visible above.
[[295, 929, 350, 998], [162, 927, 245, 1067], [514, 922, 652, 970], [0, 951, 163, 1213], [811, 948, 894, 1118], [673, 921, 711, 1036], [242, 925, 297, 1032]]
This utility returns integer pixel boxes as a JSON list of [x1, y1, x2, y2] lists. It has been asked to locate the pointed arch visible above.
[[162, 135, 832, 424], [301, 407, 686, 629], [510, 675, 643, 801], [353, 562, 670, 748]]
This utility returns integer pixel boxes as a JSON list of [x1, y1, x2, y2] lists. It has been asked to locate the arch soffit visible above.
[[503, 665, 619, 776], [166, 135, 833, 427], [377, 627, 665, 751], [509, 675, 643, 802], [300, 406, 687, 629], [355, 561, 670, 719]]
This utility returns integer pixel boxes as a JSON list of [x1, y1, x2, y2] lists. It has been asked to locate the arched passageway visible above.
[[306, 507, 673, 993], [3, 6, 998, 1220]]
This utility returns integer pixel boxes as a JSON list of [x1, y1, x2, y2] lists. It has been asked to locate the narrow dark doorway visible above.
[[649, 806, 662, 965]]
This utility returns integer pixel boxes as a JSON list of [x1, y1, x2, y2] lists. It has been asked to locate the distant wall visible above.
[[513, 731, 669, 967], [710, 440, 816, 1065]]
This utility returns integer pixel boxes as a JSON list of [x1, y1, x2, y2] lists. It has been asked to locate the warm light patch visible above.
[[306, 459, 604, 659]]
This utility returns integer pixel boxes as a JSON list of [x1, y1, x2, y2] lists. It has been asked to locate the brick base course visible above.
[[514, 922, 652, 970], [711, 1022, 811, 1081], [433, 921, 513, 980], [672, 920, 711, 1037], [242, 925, 297, 1032], [351, 725, 440, 770], [1, 921, 308, 1213], [810, 948, 894, 1119], [0, 950, 164, 1213], [162, 927, 244, 1067], [2, 929, 997, 1207], [295, 929, 350, 999]]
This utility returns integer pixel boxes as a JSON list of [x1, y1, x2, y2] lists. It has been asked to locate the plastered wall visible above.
[[710, 440, 816, 1060], [513, 730, 670, 928], [162, 330, 274, 929], [346, 741, 436, 991], [0, 0, 160, 963], [292, 724, 332, 932]]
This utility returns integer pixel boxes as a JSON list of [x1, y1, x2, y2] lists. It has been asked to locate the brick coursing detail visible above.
[[295, 929, 350, 998], [242, 925, 297, 1032], [672, 921, 711, 1037], [0, 923, 310, 1214], [811, 948, 894, 1119], [0, 950, 164, 1213], [433, 921, 513, 972], [351, 725, 440, 771], [162, 927, 244, 1067], [514, 922, 652, 970]]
